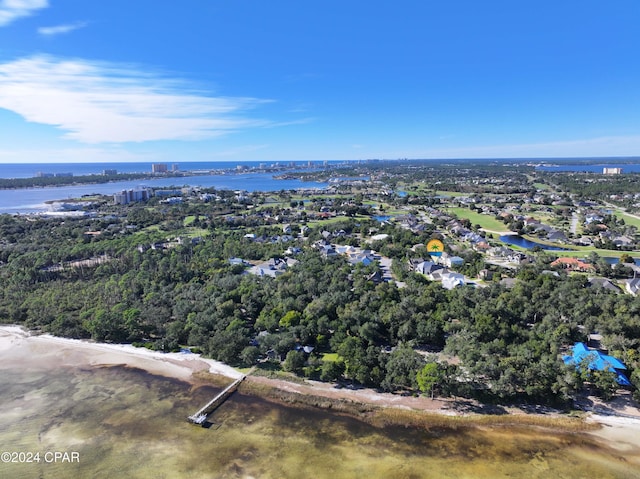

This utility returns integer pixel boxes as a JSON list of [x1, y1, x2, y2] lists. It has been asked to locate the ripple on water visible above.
[[0, 363, 638, 478]]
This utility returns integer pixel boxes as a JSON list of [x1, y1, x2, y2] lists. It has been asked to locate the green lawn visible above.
[[533, 182, 551, 191], [184, 227, 210, 238], [519, 234, 640, 258], [445, 207, 511, 232], [321, 353, 340, 362], [550, 249, 640, 259], [436, 190, 467, 197], [615, 211, 640, 229], [305, 214, 375, 226]]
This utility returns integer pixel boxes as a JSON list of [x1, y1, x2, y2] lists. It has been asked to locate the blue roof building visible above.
[[563, 342, 631, 386]]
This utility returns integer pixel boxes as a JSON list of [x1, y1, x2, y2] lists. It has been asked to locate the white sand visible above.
[[587, 414, 640, 452], [4, 324, 640, 453], [0, 325, 243, 381]]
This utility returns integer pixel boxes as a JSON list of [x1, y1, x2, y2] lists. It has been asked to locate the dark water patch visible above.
[[500, 234, 571, 251], [2, 356, 639, 477]]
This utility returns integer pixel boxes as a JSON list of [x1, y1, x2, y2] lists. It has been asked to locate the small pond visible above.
[[499, 235, 571, 251]]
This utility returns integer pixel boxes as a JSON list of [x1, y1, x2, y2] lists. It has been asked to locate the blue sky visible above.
[[0, 0, 639, 163]]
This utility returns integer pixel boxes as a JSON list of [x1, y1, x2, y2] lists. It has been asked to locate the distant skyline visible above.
[[0, 1, 639, 163]]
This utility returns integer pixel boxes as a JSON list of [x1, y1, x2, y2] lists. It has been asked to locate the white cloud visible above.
[[0, 0, 48, 27], [0, 55, 275, 143], [38, 21, 86, 37]]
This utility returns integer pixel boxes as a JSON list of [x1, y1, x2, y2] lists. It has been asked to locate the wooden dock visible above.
[[188, 375, 245, 426]]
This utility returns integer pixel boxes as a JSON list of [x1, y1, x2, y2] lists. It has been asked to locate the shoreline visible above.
[[0, 325, 243, 381], [2, 325, 640, 451]]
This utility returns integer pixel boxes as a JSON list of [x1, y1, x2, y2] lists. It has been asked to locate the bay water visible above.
[[1, 350, 638, 478]]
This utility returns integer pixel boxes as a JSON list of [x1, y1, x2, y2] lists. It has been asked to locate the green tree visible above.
[[279, 310, 302, 328], [381, 344, 425, 392], [320, 359, 345, 382], [283, 350, 306, 374], [416, 362, 444, 398], [240, 346, 260, 366], [592, 369, 619, 401]]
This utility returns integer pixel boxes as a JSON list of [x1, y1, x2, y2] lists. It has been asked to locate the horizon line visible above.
[[1, 155, 640, 165]]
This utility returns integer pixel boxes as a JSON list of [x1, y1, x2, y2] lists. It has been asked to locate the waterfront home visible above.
[[563, 342, 631, 386]]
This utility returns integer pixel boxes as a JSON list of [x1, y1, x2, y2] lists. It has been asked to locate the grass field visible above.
[[533, 182, 551, 191], [550, 249, 640, 259], [435, 190, 467, 197], [615, 211, 640, 229], [445, 207, 511, 232], [321, 353, 340, 362]]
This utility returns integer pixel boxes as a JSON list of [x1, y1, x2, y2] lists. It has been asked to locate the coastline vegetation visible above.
[[0, 172, 156, 189], [1, 162, 639, 415]]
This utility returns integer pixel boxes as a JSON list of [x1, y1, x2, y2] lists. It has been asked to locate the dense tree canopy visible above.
[[1, 194, 639, 407]]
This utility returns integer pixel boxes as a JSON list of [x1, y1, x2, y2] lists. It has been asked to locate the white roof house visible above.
[[441, 271, 465, 290]]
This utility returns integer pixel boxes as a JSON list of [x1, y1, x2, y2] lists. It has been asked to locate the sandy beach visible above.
[[2, 324, 640, 454], [0, 325, 243, 381]]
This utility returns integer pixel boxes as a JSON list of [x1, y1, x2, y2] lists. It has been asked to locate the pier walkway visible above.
[[188, 375, 245, 425], [188, 366, 257, 426]]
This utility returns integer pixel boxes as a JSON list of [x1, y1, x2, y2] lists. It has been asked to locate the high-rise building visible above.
[[113, 188, 152, 205], [152, 163, 168, 173]]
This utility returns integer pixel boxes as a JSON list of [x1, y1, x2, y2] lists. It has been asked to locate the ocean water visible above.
[[1, 158, 639, 214], [0, 346, 639, 479], [0, 172, 330, 214], [536, 163, 640, 173], [3, 157, 639, 179], [0, 161, 342, 179]]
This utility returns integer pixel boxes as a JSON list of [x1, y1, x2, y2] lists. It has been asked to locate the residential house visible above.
[[318, 244, 337, 257], [574, 236, 594, 247], [229, 257, 249, 266], [613, 235, 635, 248], [247, 257, 297, 278], [563, 342, 631, 386], [550, 257, 596, 273], [441, 253, 464, 268], [441, 271, 465, 290], [585, 214, 604, 225], [414, 261, 444, 280], [473, 241, 490, 251], [488, 246, 514, 259], [588, 278, 621, 294], [625, 278, 640, 296], [547, 230, 567, 243], [477, 269, 493, 281]]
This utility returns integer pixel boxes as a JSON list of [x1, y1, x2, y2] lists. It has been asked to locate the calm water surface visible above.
[[499, 234, 570, 251], [1, 357, 639, 479], [0, 172, 329, 214]]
